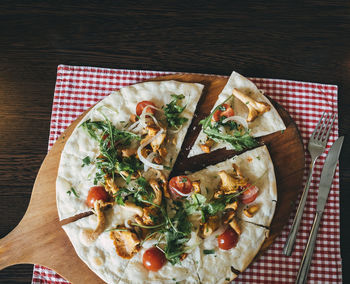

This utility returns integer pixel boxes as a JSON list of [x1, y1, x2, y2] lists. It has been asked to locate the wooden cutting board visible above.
[[0, 74, 305, 283]]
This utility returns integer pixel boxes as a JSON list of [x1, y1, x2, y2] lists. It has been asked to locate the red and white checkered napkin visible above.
[[32, 65, 342, 283]]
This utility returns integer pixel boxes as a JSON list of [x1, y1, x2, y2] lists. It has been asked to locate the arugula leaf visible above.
[[67, 187, 79, 198], [163, 202, 192, 264], [203, 127, 258, 151], [184, 194, 207, 215], [114, 187, 132, 205], [199, 95, 233, 129], [81, 119, 142, 185], [184, 191, 243, 223], [164, 94, 188, 128], [81, 156, 91, 167], [203, 249, 215, 255], [180, 177, 188, 183], [199, 96, 258, 151], [131, 198, 193, 265], [117, 156, 144, 181], [114, 177, 154, 206], [81, 119, 140, 145]]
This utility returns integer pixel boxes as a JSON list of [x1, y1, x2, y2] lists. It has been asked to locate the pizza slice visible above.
[[188, 71, 286, 157], [186, 145, 277, 227], [56, 80, 204, 220]]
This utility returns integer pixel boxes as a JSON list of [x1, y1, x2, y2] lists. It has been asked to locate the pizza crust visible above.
[[188, 71, 286, 157]]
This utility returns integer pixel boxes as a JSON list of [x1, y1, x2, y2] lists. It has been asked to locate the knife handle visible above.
[[295, 211, 323, 284], [283, 167, 314, 256]]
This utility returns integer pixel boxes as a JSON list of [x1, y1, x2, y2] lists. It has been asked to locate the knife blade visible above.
[[316, 136, 344, 212], [296, 136, 344, 284]]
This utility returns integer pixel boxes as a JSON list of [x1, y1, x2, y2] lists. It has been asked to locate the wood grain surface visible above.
[[0, 74, 304, 283], [0, 1, 349, 283]]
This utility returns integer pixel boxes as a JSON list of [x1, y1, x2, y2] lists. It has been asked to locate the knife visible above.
[[295, 136, 344, 284]]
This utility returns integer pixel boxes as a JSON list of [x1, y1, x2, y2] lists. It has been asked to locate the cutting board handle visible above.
[[0, 124, 106, 283], [0, 216, 33, 270]]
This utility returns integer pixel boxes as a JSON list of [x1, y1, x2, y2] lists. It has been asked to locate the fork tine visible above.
[[321, 113, 335, 142], [315, 112, 330, 140], [311, 112, 325, 140]]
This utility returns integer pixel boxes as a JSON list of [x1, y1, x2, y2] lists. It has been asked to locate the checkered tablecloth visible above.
[[32, 65, 342, 283]]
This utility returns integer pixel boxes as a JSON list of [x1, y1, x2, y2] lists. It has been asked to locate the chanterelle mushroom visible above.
[[222, 201, 239, 224], [199, 215, 220, 238], [149, 179, 163, 206], [104, 175, 119, 195], [142, 125, 167, 152], [110, 226, 141, 259], [228, 218, 241, 235], [81, 200, 110, 245], [139, 205, 160, 226], [150, 169, 170, 199], [232, 88, 270, 122], [215, 169, 248, 198]]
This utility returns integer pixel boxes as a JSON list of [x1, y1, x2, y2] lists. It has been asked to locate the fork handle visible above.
[[295, 211, 323, 284], [283, 165, 315, 256]]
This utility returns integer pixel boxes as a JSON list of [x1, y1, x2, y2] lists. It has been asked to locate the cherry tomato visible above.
[[240, 184, 259, 204], [86, 186, 110, 208], [168, 175, 193, 199], [217, 227, 239, 250], [143, 247, 167, 272], [212, 104, 234, 122], [136, 101, 157, 116]]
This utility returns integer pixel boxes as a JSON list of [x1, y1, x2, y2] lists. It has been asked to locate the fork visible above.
[[283, 112, 335, 256]]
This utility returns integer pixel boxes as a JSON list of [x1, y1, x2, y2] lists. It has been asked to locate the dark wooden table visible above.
[[0, 1, 349, 283]]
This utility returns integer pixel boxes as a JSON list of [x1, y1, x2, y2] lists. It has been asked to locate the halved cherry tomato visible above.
[[217, 226, 239, 250], [240, 184, 259, 204], [136, 101, 157, 116], [86, 186, 110, 208], [143, 246, 167, 272], [212, 103, 234, 122], [168, 175, 193, 199]]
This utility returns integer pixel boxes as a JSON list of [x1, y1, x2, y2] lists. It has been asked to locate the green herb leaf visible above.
[[164, 94, 188, 128], [218, 105, 226, 111], [67, 187, 79, 198], [117, 156, 144, 182], [80, 119, 142, 186], [203, 127, 258, 152], [81, 156, 91, 167], [199, 96, 259, 152], [203, 249, 215, 255]]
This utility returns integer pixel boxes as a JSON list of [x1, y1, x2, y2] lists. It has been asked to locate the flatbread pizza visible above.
[[56, 72, 284, 283], [188, 71, 286, 157]]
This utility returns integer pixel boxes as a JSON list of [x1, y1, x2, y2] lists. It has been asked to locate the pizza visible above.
[[57, 73, 282, 283], [188, 71, 285, 157]]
